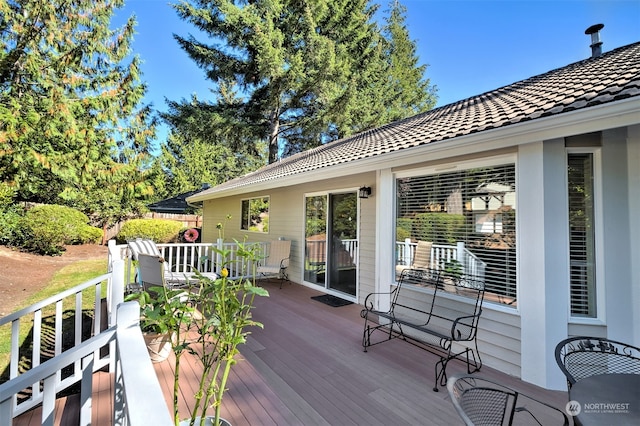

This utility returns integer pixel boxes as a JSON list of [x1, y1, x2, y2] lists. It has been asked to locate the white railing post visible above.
[[109, 257, 125, 327], [115, 302, 173, 425], [404, 238, 412, 267], [216, 238, 224, 272], [457, 241, 466, 270]]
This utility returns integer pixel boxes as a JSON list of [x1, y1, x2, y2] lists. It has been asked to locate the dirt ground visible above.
[[0, 244, 108, 317]]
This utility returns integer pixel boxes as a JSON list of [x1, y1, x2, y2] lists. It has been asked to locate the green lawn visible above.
[[0, 258, 108, 377]]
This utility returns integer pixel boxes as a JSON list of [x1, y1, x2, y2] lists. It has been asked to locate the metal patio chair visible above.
[[554, 336, 640, 389], [447, 374, 570, 426], [257, 239, 291, 289]]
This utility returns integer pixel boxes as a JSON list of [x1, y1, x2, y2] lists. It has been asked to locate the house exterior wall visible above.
[[198, 122, 639, 391], [201, 172, 377, 298]]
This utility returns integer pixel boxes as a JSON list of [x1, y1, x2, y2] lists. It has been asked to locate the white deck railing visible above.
[[108, 240, 270, 288], [395, 239, 486, 278], [0, 255, 172, 424]]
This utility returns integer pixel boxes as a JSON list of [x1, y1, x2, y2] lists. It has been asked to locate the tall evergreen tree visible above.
[[157, 89, 265, 198], [173, 0, 422, 164], [382, 0, 437, 120], [0, 0, 156, 212]]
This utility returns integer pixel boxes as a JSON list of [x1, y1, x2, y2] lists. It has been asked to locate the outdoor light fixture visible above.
[[359, 186, 372, 199]]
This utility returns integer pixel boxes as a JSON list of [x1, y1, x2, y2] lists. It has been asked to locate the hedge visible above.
[[116, 218, 184, 244]]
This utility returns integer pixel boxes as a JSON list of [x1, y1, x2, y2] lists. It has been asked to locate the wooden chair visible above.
[[447, 374, 570, 425], [257, 240, 291, 288]]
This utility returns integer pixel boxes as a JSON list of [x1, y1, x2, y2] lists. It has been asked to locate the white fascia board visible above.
[[188, 97, 640, 202]]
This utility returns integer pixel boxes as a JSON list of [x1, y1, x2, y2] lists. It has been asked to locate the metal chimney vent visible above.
[[585, 23, 604, 58]]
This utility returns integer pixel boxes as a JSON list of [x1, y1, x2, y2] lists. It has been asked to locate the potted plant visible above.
[[441, 259, 463, 291], [171, 237, 269, 426], [125, 285, 193, 363]]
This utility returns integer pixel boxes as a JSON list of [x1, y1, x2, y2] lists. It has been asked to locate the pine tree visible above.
[[171, 0, 436, 164], [0, 0, 156, 211], [382, 0, 437, 120], [157, 91, 265, 198]]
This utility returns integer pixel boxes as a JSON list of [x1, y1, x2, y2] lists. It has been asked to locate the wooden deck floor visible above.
[[19, 280, 570, 425]]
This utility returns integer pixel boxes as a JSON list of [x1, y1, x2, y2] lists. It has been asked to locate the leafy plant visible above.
[[128, 217, 269, 426], [442, 259, 463, 282], [175, 240, 269, 426], [125, 286, 193, 335]]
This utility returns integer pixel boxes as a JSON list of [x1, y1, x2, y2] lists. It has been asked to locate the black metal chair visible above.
[[555, 336, 640, 389], [447, 374, 570, 426]]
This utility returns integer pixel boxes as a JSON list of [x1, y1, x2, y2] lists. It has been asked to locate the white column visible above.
[[628, 125, 640, 348], [519, 140, 569, 390], [375, 169, 395, 310], [602, 127, 636, 345]]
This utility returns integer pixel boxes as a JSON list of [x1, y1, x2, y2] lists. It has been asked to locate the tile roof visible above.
[[194, 42, 640, 197]]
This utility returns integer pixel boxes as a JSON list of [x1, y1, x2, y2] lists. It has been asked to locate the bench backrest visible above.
[[393, 268, 485, 341]]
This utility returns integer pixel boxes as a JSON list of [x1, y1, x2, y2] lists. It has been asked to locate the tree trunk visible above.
[[268, 108, 280, 164]]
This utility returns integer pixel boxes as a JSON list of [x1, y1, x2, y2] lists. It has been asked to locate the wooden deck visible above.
[[18, 280, 570, 425]]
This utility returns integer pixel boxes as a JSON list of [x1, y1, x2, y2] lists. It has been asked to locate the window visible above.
[[241, 197, 269, 233], [568, 153, 597, 317], [395, 162, 516, 306]]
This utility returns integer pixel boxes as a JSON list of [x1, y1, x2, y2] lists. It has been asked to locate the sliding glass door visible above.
[[304, 192, 358, 297]]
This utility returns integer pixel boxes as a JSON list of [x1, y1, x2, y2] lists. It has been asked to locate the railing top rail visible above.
[[116, 302, 173, 425], [0, 326, 116, 399], [0, 272, 111, 326]]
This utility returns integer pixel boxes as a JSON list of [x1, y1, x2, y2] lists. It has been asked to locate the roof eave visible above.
[[187, 96, 640, 203]]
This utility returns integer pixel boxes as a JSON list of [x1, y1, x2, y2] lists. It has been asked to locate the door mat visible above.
[[311, 294, 354, 308]]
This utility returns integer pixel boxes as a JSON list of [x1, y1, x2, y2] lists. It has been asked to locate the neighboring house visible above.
[[147, 186, 209, 214], [187, 39, 640, 391]]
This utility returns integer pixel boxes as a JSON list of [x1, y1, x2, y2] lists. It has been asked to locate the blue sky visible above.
[[113, 0, 640, 147]]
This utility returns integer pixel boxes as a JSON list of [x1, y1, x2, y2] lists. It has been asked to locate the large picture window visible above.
[[241, 197, 269, 233], [395, 162, 517, 306]]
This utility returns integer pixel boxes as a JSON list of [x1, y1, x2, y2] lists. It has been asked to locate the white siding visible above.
[[198, 122, 639, 390], [202, 173, 377, 289]]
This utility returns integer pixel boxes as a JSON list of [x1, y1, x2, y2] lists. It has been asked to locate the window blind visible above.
[[567, 153, 596, 317], [396, 164, 517, 306]]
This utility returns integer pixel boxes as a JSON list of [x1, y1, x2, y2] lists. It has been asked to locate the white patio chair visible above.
[[128, 238, 216, 289], [257, 239, 291, 289], [396, 240, 433, 275]]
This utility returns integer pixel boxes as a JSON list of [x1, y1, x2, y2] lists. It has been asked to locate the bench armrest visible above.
[[362, 289, 397, 313], [450, 310, 482, 341]]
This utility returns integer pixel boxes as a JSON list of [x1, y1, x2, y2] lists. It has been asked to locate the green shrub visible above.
[[0, 208, 24, 245], [396, 218, 412, 241], [19, 204, 99, 255], [116, 219, 183, 243], [76, 225, 103, 244], [411, 212, 466, 244], [0, 183, 23, 245]]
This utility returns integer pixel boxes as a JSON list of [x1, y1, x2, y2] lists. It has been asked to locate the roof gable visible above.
[[192, 42, 640, 199]]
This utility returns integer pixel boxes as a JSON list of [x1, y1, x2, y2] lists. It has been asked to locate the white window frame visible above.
[[566, 148, 605, 323], [394, 153, 518, 307], [240, 196, 270, 233]]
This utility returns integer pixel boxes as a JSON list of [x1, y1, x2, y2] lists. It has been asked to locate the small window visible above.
[[241, 197, 269, 233], [568, 153, 597, 318]]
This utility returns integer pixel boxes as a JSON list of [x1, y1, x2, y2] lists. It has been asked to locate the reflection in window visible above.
[[396, 163, 517, 306], [241, 197, 269, 232], [568, 153, 596, 318]]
